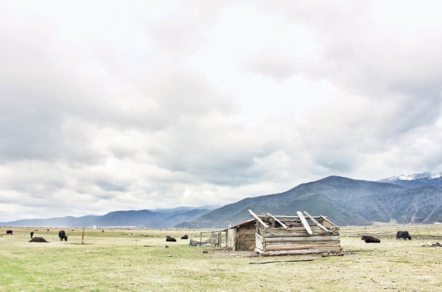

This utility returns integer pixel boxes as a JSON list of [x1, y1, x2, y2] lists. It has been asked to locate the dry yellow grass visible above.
[[1, 225, 441, 291]]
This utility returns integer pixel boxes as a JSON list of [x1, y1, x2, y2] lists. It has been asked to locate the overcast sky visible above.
[[1, 0, 442, 221]]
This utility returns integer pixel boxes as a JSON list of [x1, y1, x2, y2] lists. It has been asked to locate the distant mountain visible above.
[[150, 205, 221, 214], [379, 172, 442, 188], [143, 209, 212, 229], [0, 206, 214, 228], [381, 171, 433, 181], [177, 176, 442, 228]]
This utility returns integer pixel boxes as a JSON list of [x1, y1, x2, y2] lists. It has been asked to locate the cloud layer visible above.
[[1, 0, 442, 221]]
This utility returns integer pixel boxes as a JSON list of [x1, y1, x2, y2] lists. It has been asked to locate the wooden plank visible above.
[[264, 227, 334, 237], [265, 231, 330, 237], [320, 216, 338, 227], [304, 211, 329, 233], [258, 215, 323, 219], [266, 240, 340, 246], [249, 258, 316, 264], [265, 226, 324, 232], [297, 211, 313, 235], [256, 233, 263, 250], [265, 235, 340, 242], [248, 209, 269, 228], [257, 248, 342, 256], [265, 243, 340, 251], [266, 213, 288, 229]]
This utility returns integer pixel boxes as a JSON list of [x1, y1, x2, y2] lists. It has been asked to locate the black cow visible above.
[[58, 230, 68, 241], [30, 232, 34, 239], [361, 235, 380, 243], [6, 230, 13, 235], [166, 236, 176, 242], [396, 231, 412, 240], [181, 235, 188, 240]]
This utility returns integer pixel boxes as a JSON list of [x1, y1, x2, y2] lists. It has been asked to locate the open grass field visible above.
[[1, 225, 442, 291]]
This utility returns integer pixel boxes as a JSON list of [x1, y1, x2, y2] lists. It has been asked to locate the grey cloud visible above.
[[2, 1, 442, 221]]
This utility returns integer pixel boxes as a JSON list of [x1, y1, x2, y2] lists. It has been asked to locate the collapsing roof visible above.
[[228, 210, 342, 256]]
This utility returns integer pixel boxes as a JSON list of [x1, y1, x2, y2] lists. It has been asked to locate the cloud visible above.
[[1, 0, 442, 221]]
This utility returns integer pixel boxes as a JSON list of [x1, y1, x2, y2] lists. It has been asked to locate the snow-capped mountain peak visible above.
[[385, 172, 432, 181]]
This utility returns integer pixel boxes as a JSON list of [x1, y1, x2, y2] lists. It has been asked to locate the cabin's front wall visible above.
[[234, 222, 256, 251], [256, 226, 342, 256]]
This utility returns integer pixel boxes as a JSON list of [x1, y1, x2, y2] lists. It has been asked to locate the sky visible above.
[[1, 0, 442, 221]]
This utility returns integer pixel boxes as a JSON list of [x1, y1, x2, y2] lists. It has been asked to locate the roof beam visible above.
[[266, 213, 288, 229], [304, 211, 329, 232], [320, 216, 338, 227], [248, 209, 269, 228], [297, 211, 313, 235]]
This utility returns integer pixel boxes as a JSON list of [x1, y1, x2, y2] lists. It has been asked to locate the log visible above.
[[249, 209, 269, 228], [265, 235, 339, 243], [304, 211, 329, 233], [320, 216, 338, 228], [249, 258, 316, 264], [259, 215, 323, 219], [297, 211, 313, 235], [265, 230, 331, 237], [265, 243, 340, 251], [265, 226, 328, 232], [257, 248, 342, 256], [266, 213, 288, 229], [266, 240, 340, 246]]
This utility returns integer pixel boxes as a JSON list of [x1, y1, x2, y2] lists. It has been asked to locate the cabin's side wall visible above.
[[235, 222, 257, 251], [256, 226, 342, 256]]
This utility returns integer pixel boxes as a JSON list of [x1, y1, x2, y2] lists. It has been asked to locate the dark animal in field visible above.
[[396, 231, 412, 240], [30, 232, 34, 238], [29, 237, 48, 243], [47, 229, 49, 232], [166, 236, 177, 242], [361, 235, 380, 243], [58, 230, 68, 241], [6, 230, 13, 235], [181, 235, 188, 240], [102, 230, 104, 232]]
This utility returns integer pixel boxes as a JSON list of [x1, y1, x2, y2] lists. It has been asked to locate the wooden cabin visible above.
[[228, 210, 342, 256], [228, 219, 256, 251]]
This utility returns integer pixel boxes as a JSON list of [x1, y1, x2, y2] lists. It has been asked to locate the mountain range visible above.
[[378, 171, 442, 188], [0, 206, 219, 228], [177, 174, 442, 228], [2, 172, 442, 228]]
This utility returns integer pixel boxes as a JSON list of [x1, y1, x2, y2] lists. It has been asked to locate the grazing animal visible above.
[[47, 229, 49, 232], [58, 230, 68, 241], [30, 232, 34, 238], [361, 235, 380, 243], [102, 230, 104, 232], [181, 235, 188, 240], [166, 236, 177, 242], [396, 231, 412, 240], [6, 230, 13, 235]]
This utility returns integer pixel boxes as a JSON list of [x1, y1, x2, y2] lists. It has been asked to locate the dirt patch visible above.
[[29, 237, 48, 243]]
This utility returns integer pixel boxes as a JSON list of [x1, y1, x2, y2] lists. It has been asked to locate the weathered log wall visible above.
[[255, 225, 342, 256]]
